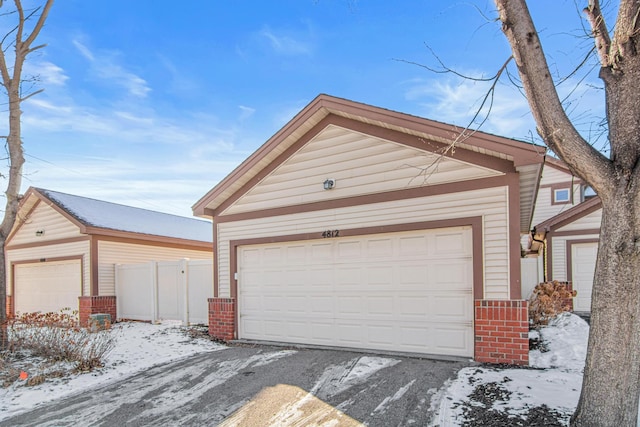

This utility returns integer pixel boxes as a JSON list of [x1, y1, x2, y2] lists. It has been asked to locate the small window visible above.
[[554, 188, 570, 203]]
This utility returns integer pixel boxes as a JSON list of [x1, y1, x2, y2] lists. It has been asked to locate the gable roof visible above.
[[14, 188, 212, 244], [193, 94, 546, 232], [534, 195, 602, 234]]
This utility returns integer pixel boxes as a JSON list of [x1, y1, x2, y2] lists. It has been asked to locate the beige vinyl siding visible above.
[[550, 233, 600, 281], [556, 208, 602, 232], [224, 125, 502, 215], [97, 241, 212, 295], [530, 183, 582, 227], [218, 186, 511, 300], [10, 203, 82, 246], [7, 240, 91, 296]]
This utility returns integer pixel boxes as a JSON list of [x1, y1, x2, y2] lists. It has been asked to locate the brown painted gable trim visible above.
[[209, 114, 516, 218], [537, 198, 602, 233], [565, 239, 600, 282], [214, 174, 509, 224], [10, 255, 85, 315], [224, 216, 484, 301], [6, 235, 90, 251], [193, 94, 543, 217], [6, 197, 42, 245], [322, 96, 544, 167], [32, 189, 90, 233], [507, 173, 522, 300]]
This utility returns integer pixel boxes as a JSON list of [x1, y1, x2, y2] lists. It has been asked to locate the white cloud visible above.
[[25, 61, 69, 86], [72, 38, 151, 98], [238, 105, 255, 121], [259, 27, 312, 56]]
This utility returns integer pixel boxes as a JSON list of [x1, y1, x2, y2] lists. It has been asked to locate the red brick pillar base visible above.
[[475, 300, 529, 365], [79, 296, 117, 327], [208, 298, 236, 341], [6, 295, 13, 319]]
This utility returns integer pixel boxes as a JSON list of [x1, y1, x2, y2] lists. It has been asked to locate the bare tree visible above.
[[492, 0, 640, 425], [0, 0, 54, 349]]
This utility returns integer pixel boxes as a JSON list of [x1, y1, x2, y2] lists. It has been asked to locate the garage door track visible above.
[[1, 344, 470, 426]]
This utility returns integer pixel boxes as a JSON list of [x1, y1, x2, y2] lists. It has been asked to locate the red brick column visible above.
[[79, 296, 117, 327], [475, 300, 529, 365], [208, 298, 236, 341], [6, 295, 13, 319]]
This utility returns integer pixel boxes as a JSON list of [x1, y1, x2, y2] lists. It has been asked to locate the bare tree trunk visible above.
[[492, 0, 640, 424], [0, 241, 6, 349], [572, 196, 640, 426], [0, 0, 54, 350]]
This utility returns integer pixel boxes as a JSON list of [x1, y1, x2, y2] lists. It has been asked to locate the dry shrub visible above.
[[7, 309, 115, 372], [529, 281, 577, 326]]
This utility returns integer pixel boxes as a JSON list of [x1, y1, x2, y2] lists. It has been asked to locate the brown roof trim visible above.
[[544, 156, 573, 174], [214, 174, 510, 224], [91, 231, 213, 251], [535, 196, 602, 233], [193, 94, 545, 217]]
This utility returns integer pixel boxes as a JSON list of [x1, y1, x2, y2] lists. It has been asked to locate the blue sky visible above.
[[2, 0, 612, 217]]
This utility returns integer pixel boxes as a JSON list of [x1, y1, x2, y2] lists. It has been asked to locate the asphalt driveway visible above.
[[1, 344, 471, 426]]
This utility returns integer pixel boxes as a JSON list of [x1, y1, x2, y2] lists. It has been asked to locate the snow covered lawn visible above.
[[431, 313, 589, 426], [0, 320, 225, 421]]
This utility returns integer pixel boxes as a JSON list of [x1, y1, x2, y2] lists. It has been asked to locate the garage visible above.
[[14, 259, 82, 315], [571, 242, 598, 312], [196, 95, 544, 364], [238, 227, 474, 357]]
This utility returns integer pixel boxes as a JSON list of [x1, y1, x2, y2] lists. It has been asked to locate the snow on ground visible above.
[[431, 312, 590, 426], [0, 312, 603, 426], [0, 320, 225, 421]]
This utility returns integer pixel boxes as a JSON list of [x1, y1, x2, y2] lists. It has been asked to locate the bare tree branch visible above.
[[584, 0, 612, 67]]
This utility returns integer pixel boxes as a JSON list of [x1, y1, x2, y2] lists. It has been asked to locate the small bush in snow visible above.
[[7, 309, 115, 372], [529, 281, 576, 327]]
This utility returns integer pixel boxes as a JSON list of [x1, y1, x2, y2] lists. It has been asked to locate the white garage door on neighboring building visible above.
[[571, 242, 598, 312], [238, 227, 474, 357], [14, 259, 82, 315]]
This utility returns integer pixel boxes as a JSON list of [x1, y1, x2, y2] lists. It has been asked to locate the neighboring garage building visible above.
[[6, 187, 213, 324], [194, 95, 545, 364], [531, 196, 601, 313]]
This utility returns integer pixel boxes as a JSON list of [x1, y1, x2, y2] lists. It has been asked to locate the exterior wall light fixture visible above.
[[35, 230, 45, 237], [323, 179, 336, 190]]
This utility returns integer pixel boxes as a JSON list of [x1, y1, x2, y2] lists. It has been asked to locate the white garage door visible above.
[[572, 242, 598, 312], [14, 260, 82, 315], [238, 226, 474, 357]]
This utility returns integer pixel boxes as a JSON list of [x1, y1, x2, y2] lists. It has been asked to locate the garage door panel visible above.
[[239, 226, 474, 357], [15, 260, 82, 315]]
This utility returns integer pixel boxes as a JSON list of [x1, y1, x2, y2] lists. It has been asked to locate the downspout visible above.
[[530, 227, 547, 282]]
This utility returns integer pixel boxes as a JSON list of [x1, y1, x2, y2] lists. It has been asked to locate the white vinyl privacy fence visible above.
[[521, 256, 544, 300], [115, 259, 213, 325]]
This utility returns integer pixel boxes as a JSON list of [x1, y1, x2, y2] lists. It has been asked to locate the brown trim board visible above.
[[507, 173, 522, 300], [10, 255, 85, 315], [215, 174, 510, 223], [90, 237, 99, 296], [7, 235, 90, 251], [209, 114, 516, 218], [565, 239, 600, 282]]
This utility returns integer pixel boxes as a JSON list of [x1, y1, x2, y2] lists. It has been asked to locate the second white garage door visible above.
[[238, 226, 474, 357], [571, 242, 598, 312], [14, 259, 82, 315]]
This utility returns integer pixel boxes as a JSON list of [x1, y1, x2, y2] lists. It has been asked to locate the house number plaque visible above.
[[321, 230, 340, 238]]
